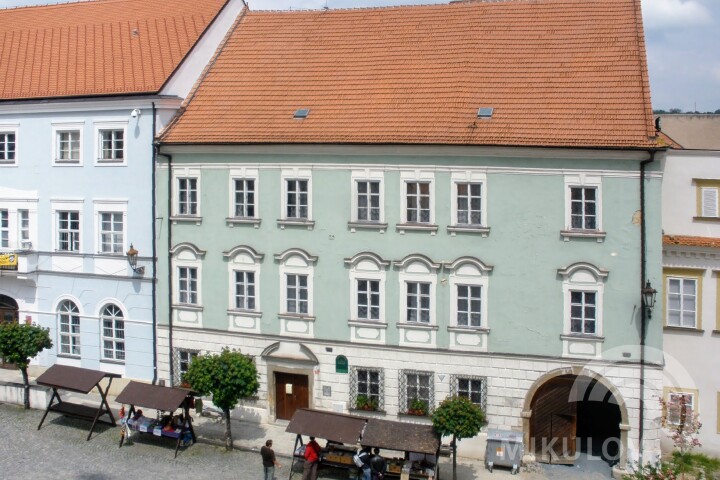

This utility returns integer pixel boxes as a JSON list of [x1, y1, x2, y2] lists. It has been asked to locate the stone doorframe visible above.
[[521, 366, 630, 472], [261, 341, 318, 421]]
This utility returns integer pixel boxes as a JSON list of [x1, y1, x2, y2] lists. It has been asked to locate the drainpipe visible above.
[[156, 145, 174, 386], [638, 150, 656, 464], [151, 102, 158, 385]]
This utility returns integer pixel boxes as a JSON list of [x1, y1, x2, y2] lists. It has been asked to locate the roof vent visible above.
[[477, 107, 494, 118], [294, 108, 310, 119]]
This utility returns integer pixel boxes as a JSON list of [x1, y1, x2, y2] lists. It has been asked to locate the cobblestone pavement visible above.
[[0, 402, 613, 480]]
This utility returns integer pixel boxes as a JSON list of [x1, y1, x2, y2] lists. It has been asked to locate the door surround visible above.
[[521, 367, 629, 470], [261, 341, 318, 421]]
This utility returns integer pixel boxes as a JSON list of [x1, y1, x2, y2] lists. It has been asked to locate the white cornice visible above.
[[663, 246, 720, 261], [0, 97, 183, 115]]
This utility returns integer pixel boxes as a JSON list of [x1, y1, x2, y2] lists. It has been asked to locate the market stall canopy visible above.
[[115, 381, 193, 412], [36, 364, 120, 393], [286, 408, 366, 444], [363, 418, 440, 455]]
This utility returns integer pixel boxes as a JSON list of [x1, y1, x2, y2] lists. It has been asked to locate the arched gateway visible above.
[[522, 367, 630, 471], [0, 294, 18, 324]]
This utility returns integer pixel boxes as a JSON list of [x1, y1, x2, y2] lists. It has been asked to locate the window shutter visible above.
[[701, 187, 718, 217]]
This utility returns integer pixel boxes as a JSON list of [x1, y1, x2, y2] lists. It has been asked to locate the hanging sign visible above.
[[0, 254, 18, 267]]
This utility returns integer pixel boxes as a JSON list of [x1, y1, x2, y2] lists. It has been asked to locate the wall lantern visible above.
[[126, 243, 145, 275], [642, 280, 657, 319]]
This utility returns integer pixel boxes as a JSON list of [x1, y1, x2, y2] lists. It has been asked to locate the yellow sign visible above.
[[0, 253, 18, 267]]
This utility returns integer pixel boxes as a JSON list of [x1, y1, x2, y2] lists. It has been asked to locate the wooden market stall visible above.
[[286, 408, 367, 478], [36, 364, 120, 440], [362, 418, 441, 480], [115, 380, 196, 457], [285, 409, 441, 480]]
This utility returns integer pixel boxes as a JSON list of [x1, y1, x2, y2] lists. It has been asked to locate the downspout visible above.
[[151, 102, 158, 384], [638, 150, 656, 464], [156, 145, 174, 386]]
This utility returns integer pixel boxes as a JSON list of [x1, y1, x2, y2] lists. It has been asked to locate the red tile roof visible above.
[[162, 0, 657, 148], [663, 235, 720, 249], [0, 0, 229, 100]]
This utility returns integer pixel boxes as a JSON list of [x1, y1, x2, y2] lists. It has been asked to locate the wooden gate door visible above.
[[531, 376, 578, 464], [275, 372, 309, 420]]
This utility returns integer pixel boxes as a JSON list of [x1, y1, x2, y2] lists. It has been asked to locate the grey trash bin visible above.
[[485, 429, 523, 475]]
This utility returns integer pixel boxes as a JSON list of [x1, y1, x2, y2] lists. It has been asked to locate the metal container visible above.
[[485, 429, 523, 474]]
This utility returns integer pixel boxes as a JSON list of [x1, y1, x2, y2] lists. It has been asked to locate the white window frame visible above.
[[347, 253, 388, 323], [569, 290, 598, 334], [171, 243, 205, 307], [234, 271, 257, 311], [93, 200, 127, 255], [52, 122, 84, 166], [349, 169, 385, 228], [100, 302, 126, 362], [398, 171, 436, 233], [18, 209, 30, 248], [0, 209, 8, 249], [666, 276, 698, 328], [171, 168, 201, 223], [397, 255, 438, 325], [228, 168, 259, 222], [225, 246, 263, 318], [447, 258, 492, 328], [0, 124, 19, 166], [559, 263, 607, 337], [178, 266, 199, 305], [0, 196, 38, 251], [277, 249, 316, 317], [176, 348, 199, 385], [279, 168, 313, 228], [57, 298, 82, 357], [666, 391, 697, 426], [449, 171, 488, 235], [51, 200, 84, 253], [94, 121, 127, 165], [562, 174, 604, 240]]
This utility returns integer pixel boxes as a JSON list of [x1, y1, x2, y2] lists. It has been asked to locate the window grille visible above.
[[349, 366, 384, 411], [172, 348, 200, 386], [450, 374, 487, 411], [399, 369, 434, 415]]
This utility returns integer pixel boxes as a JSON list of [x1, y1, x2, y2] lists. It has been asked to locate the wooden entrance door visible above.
[[275, 372, 309, 420], [0, 295, 19, 368], [531, 376, 577, 464]]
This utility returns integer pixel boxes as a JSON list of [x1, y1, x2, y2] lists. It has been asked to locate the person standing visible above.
[[357, 446, 372, 480], [302, 436, 322, 480], [261, 439, 281, 480], [369, 448, 386, 480]]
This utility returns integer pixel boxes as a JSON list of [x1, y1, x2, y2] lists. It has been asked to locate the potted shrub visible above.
[[356, 394, 379, 411], [408, 398, 428, 416]]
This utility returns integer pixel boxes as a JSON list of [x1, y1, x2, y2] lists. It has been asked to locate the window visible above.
[[178, 178, 198, 216], [695, 179, 720, 218], [451, 375, 487, 409], [0, 209, 7, 248], [400, 370, 434, 415], [57, 211, 80, 252], [570, 187, 598, 230], [286, 274, 309, 314], [233, 179, 255, 218], [18, 210, 29, 247], [286, 179, 309, 219], [56, 130, 80, 163], [234, 271, 256, 310], [98, 129, 124, 162], [350, 367, 384, 411], [406, 282, 431, 323], [0, 131, 16, 163], [175, 349, 199, 385], [99, 212, 123, 254], [101, 304, 125, 362], [667, 277, 697, 328], [58, 300, 80, 356], [178, 266, 198, 305], [563, 175, 603, 239], [570, 291, 596, 334], [357, 181, 381, 222], [357, 279, 380, 320], [456, 183, 482, 225], [666, 391, 696, 426], [406, 182, 431, 223], [457, 285, 482, 327]]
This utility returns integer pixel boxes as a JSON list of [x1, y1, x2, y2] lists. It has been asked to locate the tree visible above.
[[669, 108, 683, 114], [0, 322, 52, 409], [183, 348, 259, 450], [432, 395, 486, 480]]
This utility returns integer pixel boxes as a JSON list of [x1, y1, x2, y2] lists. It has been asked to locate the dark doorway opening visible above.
[[0, 294, 19, 368], [275, 372, 309, 421], [576, 377, 621, 465]]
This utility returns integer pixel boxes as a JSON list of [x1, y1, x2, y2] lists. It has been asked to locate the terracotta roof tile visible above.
[[663, 235, 720, 249], [0, 0, 229, 100], [162, 0, 657, 148]]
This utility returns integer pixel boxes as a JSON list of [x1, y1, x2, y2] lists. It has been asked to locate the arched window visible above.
[[58, 300, 80, 356], [101, 304, 125, 362]]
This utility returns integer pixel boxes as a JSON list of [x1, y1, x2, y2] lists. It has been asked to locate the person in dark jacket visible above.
[[357, 446, 372, 480], [261, 439, 281, 480], [369, 448, 386, 480]]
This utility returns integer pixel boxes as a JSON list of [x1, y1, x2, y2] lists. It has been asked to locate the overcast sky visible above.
[[2, 0, 718, 112]]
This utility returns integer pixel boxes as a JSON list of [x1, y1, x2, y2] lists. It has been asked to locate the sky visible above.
[[2, 0, 719, 112]]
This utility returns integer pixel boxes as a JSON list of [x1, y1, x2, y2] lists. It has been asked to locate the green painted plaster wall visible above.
[[156, 151, 663, 363]]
